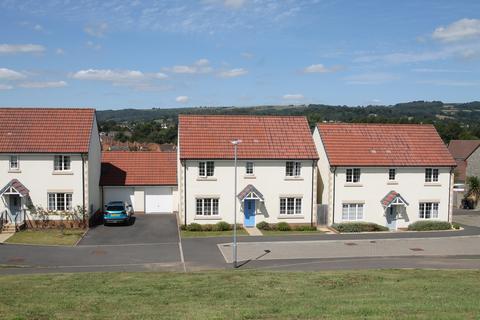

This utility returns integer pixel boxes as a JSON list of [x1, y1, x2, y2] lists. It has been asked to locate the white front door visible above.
[[145, 187, 173, 214]]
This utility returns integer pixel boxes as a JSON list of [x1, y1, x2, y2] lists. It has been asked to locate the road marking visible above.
[[174, 213, 187, 272], [76, 242, 179, 247]]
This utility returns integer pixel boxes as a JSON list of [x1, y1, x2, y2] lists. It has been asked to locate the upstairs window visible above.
[[286, 161, 301, 177], [425, 168, 439, 183], [199, 161, 215, 177], [9, 155, 19, 171], [346, 168, 361, 183], [246, 162, 254, 175], [54, 155, 71, 171], [388, 168, 396, 181]]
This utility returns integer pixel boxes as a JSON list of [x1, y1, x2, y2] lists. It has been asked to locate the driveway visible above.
[[453, 209, 480, 228], [78, 214, 179, 245]]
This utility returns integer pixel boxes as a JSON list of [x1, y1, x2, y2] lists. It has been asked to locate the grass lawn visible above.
[[181, 229, 249, 238], [262, 230, 324, 236], [0, 270, 479, 319], [5, 229, 85, 246]]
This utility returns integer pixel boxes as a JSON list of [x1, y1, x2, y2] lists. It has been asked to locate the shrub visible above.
[[452, 223, 461, 230], [256, 221, 270, 230], [332, 222, 389, 233], [201, 224, 214, 231], [214, 221, 231, 231], [186, 223, 202, 232], [294, 225, 317, 231], [180, 224, 187, 231], [277, 222, 292, 231], [408, 221, 452, 231]]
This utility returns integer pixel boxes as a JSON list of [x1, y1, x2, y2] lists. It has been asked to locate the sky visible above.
[[0, 0, 480, 109]]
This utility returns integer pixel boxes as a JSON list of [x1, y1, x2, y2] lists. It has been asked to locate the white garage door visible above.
[[104, 187, 135, 210], [145, 187, 173, 214]]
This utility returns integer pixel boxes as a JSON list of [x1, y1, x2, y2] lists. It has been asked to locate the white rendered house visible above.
[[0, 108, 101, 226], [178, 115, 319, 227], [313, 123, 456, 229]]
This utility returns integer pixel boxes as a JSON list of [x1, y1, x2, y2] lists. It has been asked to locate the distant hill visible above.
[[96, 101, 480, 144]]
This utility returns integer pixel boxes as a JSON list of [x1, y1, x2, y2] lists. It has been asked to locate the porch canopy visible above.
[[237, 184, 264, 202], [0, 179, 29, 197], [381, 190, 408, 208]]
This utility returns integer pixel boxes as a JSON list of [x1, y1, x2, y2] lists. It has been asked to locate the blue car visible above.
[[103, 201, 133, 225]]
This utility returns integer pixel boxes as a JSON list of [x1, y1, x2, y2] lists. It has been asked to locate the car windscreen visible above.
[[106, 206, 124, 211]]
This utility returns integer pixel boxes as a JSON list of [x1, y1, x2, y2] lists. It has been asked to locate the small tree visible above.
[[466, 176, 480, 208]]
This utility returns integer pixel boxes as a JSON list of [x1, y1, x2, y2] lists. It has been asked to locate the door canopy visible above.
[[381, 190, 408, 208], [237, 184, 264, 202], [0, 179, 29, 197]]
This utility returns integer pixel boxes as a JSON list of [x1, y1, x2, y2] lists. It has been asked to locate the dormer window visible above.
[[54, 155, 71, 171], [9, 155, 19, 171]]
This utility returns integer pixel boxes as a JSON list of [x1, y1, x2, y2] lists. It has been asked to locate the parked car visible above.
[[103, 201, 133, 225]]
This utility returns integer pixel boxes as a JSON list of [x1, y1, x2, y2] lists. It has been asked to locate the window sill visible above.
[[196, 177, 217, 181], [278, 215, 305, 219], [8, 170, 21, 173], [424, 183, 442, 187], [344, 183, 363, 187], [194, 216, 222, 220], [284, 177, 304, 181], [244, 175, 256, 179], [387, 181, 398, 185], [52, 171, 74, 175]]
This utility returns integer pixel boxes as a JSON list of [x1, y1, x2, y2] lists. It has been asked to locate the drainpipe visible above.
[[81, 154, 86, 226], [448, 166, 453, 223], [332, 166, 337, 225], [183, 160, 187, 227], [310, 160, 315, 227]]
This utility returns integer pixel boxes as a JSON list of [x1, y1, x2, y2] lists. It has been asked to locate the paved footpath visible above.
[[218, 235, 480, 263]]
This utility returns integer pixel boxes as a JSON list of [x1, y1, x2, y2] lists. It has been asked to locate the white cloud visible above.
[[224, 0, 247, 9], [412, 68, 471, 73], [417, 79, 480, 87], [154, 72, 168, 79], [176, 95, 190, 103], [0, 84, 13, 90], [0, 44, 45, 54], [283, 94, 304, 100], [71, 69, 145, 82], [34, 24, 43, 31], [86, 41, 102, 50], [345, 73, 397, 85], [432, 18, 480, 42], [0, 68, 26, 80], [218, 68, 248, 78], [19, 81, 67, 88], [166, 59, 212, 74], [55, 48, 65, 55], [84, 22, 108, 37], [303, 63, 340, 73]]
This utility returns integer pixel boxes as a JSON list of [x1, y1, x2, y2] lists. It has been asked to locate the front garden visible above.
[[180, 222, 248, 238], [256, 221, 323, 236], [5, 229, 85, 246]]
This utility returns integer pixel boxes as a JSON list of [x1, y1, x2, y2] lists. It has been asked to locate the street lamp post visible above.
[[231, 139, 241, 268]]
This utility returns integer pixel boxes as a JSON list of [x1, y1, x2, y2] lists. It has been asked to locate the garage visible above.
[[100, 151, 178, 214]]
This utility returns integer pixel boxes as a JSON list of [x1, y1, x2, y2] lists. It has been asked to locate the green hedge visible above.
[[332, 222, 389, 233], [182, 222, 242, 232], [407, 221, 452, 231], [256, 222, 317, 232]]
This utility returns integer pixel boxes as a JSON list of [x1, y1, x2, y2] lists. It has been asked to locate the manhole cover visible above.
[[344, 242, 357, 246], [370, 241, 376, 243], [91, 249, 107, 256], [410, 248, 424, 251]]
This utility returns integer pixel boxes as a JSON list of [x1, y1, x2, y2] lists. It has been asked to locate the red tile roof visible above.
[[317, 123, 456, 167], [0, 108, 95, 153], [100, 151, 177, 186], [179, 115, 318, 160], [447, 140, 480, 160]]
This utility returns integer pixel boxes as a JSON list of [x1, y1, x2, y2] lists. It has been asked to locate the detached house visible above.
[[178, 115, 319, 227], [0, 108, 101, 226], [313, 123, 456, 229]]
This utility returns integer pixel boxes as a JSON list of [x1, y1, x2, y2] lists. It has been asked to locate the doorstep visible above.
[[0, 232, 14, 243], [245, 227, 263, 236]]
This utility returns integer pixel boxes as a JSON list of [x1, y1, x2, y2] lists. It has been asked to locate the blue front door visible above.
[[244, 200, 255, 227]]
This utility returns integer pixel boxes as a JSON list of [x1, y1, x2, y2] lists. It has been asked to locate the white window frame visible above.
[[195, 198, 219, 216], [279, 197, 302, 215], [246, 162, 254, 175], [47, 193, 73, 211], [346, 168, 361, 183], [9, 155, 19, 171], [54, 155, 71, 171], [419, 202, 439, 219], [388, 168, 396, 181], [342, 203, 364, 221], [286, 161, 301, 177], [198, 161, 215, 177], [425, 168, 439, 183]]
